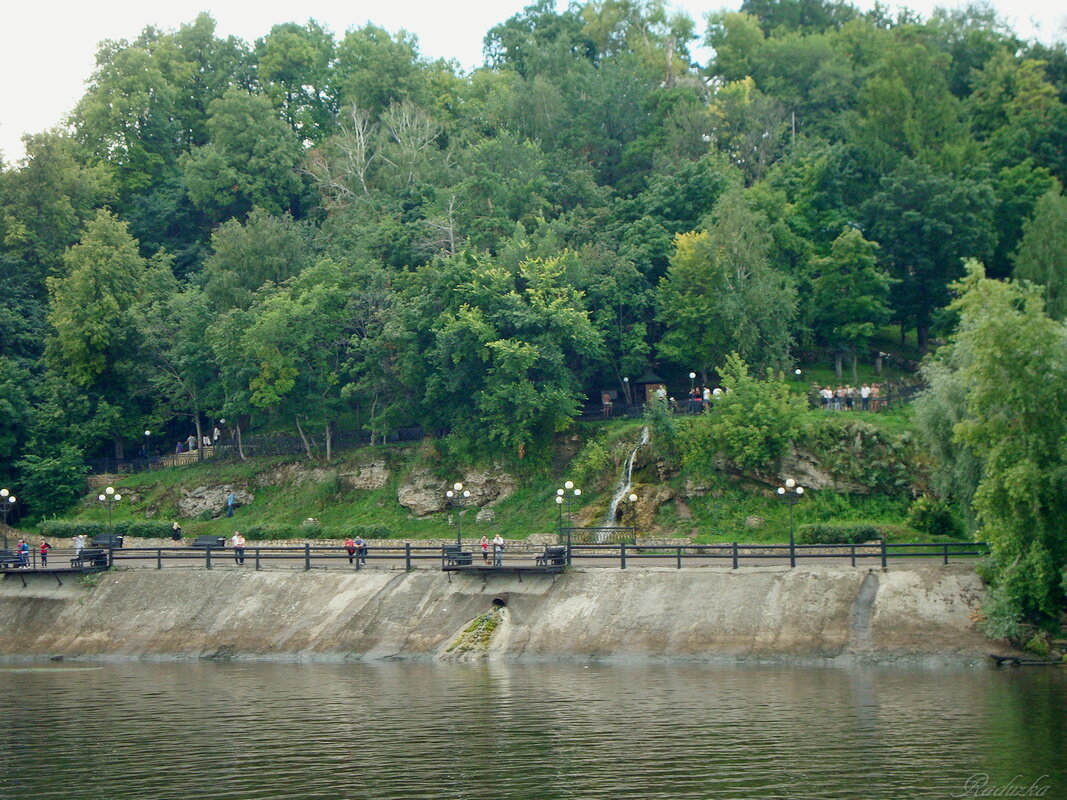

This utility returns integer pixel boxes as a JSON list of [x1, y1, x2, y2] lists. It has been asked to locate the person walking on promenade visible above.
[[225, 490, 236, 518], [171, 522, 183, 542], [492, 534, 505, 566], [73, 534, 86, 557], [39, 540, 51, 567], [344, 537, 356, 564], [353, 535, 367, 566], [230, 531, 246, 565], [480, 535, 490, 565], [17, 539, 29, 568]]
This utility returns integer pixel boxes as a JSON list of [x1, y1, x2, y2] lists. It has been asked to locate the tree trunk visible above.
[[295, 415, 314, 460], [875, 352, 883, 375], [900, 322, 906, 346], [851, 355, 858, 384], [236, 419, 246, 461], [194, 413, 204, 462], [369, 395, 379, 446], [834, 353, 843, 378], [325, 420, 333, 462], [113, 435, 125, 460], [918, 324, 929, 354]]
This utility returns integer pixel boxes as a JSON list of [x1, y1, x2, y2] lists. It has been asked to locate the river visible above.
[[0, 661, 1062, 800]]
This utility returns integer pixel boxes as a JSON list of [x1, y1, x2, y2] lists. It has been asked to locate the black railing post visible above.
[[880, 538, 888, 569], [676, 546, 682, 569], [850, 544, 856, 567], [157, 548, 162, 570], [620, 542, 627, 569], [356, 546, 361, 571], [943, 543, 949, 565], [304, 543, 311, 571], [732, 542, 738, 570], [405, 542, 412, 571], [206, 547, 212, 570], [255, 548, 261, 571]]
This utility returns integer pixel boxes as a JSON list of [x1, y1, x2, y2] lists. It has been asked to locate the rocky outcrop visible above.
[[177, 486, 254, 518], [340, 461, 390, 490], [397, 467, 518, 517]]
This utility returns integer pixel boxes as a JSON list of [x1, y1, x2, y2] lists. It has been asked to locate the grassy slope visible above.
[[52, 382, 930, 545]]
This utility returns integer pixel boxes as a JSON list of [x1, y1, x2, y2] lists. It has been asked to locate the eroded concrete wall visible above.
[[0, 565, 994, 664]]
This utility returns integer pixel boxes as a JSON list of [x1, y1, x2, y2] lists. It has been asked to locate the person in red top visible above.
[[344, 537, 356, 565], [39, 540, 51, 567]]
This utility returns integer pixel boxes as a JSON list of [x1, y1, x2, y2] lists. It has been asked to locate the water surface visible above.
[[0, 661, 1062, 800]]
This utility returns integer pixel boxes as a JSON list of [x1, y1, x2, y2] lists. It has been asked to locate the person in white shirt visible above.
[[230, 531, 246, 565], [492, 534, 505, 566]]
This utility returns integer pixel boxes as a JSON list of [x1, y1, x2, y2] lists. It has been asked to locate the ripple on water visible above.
[[0, 661, 1064, 800]]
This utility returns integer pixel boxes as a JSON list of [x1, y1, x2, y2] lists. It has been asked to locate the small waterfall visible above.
[[604, 426, 650, 528]]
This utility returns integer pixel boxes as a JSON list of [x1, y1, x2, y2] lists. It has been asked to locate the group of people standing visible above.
[[479, 534, 505, 566], [175, 427, 223, 454], [818, 384, 884, 412], [9, 536, 86, 568]]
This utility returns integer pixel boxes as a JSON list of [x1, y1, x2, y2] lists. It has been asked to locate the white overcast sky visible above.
[[2, 0, 1064, 163]]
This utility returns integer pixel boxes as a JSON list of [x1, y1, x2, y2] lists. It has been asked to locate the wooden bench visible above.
[[443, 547, 473, 566], [0, 549, 24, 568], [89, 534, 124, 549], [191, 536, 226, 548], [536, 546, 568, 566], [71, 549, 109, 569]]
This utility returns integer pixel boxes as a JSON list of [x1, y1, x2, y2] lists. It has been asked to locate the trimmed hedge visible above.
[[37, 520, 174, 539], [36, 520, 395, 541], [233, 523, 395, 541], [794, 523, 883, 545]]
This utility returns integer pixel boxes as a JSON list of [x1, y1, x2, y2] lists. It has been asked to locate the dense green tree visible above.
[[1012, 186, 1067, 320], [44, 211, 159, 456], [810, 228, 893, 378], [201, 208, 314, 309], [656, 191, 796, 376], [256, 20, 337, 138], [420, 252, 602, 465], [179, 88, 306, 221], [934, 263, 1067, 631], [0, 132, 115, 281], [864, 159, 996, 349]]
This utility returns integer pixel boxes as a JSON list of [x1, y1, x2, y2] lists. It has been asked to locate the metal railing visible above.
[[579, 385, 924, 420], [86, 426, 426, 475], [0, 540, 985, 573]]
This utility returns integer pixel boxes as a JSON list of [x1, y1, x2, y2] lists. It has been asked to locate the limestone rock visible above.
[[178, 486, 254, 519], [476, 507, 496, 523], [340, 461, 390, 491], [744, 515, 765, 529], [778, 447, 867, 493], [397, 467, 518, 517]]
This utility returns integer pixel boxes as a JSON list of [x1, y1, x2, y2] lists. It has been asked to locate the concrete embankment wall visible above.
[[0, 565, 993, 664]]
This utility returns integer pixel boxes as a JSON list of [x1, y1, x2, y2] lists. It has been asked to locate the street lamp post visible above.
[[622, 375, 630, 405], [688, 371, 697, 411], [794, 368, 802, 383], [556, 481, 582, 564], [144, 430, 151, 460], [98, 486, 122, 536], [445, 482, 471, 550], [0, 489, 16, 549], [626, 492, 638, 538], [776, 479, 805, 568]]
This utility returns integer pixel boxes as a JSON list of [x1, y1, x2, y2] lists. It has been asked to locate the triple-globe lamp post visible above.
[[555, 480, 582, 562], [445, 482, 471, 550], [98, 486, 122, 536], [0, 488, 15, 549], [776, 478, 805, 568]]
